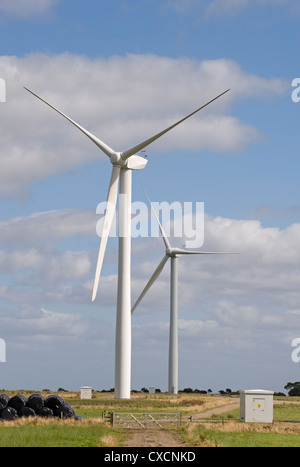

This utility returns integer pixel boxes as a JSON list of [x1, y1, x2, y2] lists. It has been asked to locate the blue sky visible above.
[[0, 0, 299, 394]]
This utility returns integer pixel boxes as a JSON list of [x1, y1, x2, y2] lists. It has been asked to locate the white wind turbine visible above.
[[24, 86, 230, 399], [131, 192, 236, 394]]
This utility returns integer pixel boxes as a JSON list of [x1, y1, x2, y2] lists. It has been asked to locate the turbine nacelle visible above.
[[125, 154, 148, 170]]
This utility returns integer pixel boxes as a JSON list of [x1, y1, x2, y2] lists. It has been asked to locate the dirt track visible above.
[[124, 429, 186, 448], [190, 401, 240, 420]]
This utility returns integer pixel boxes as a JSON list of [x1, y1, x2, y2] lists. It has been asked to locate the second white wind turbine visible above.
[[132, 194, 236, 394]]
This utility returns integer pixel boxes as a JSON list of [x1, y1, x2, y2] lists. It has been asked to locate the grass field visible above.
[[0, 391, 300, 447], [184, 423, 300, 447]]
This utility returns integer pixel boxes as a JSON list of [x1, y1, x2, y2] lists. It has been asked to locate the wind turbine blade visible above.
[[24, 87, 117, 159], [92, 165, 120, 301], [131, 254, 169, 313], [173, 249, 239, 255], [140, 183, 171, 250], [121, 89, 230, 160]]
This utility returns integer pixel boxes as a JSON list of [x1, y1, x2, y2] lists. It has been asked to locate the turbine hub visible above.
[[166, 248, 177, 257], [110, 151, 123, 165]]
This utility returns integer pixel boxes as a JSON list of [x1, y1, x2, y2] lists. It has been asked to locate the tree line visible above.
[[38, 383, 300, 396]]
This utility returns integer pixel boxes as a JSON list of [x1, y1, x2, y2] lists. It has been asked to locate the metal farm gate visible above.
[[111, 412, 181, 430]]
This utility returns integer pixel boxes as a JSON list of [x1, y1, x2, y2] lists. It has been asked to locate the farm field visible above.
[[0, 391, 299, 447]]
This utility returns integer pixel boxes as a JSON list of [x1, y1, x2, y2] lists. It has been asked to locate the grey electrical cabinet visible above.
[[240, 389, 274, 423], [80, 386, 92, 399]]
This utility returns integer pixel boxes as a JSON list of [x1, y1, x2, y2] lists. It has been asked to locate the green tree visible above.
[[284, 382, 300, 396]]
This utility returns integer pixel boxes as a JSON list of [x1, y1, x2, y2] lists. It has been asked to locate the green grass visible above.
[[1, 392, 300, 447], [191, 425, 300, 447], [0, 421, 118, 447], [273, 403, 300, 421]]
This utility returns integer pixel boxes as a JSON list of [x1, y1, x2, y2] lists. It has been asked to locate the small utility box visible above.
[[81, 386, 92, 400], [149, 386, 156, 395], [240, 389, 274, 423]]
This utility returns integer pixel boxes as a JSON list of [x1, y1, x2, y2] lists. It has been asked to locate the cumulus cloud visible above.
[[0, 53, 286, 196], [206, 0, 293, 16], [164, 0, 198, 13], [0, 209, 97, 246], [0, 0, 61, 17], [164, 0, 300, 18]]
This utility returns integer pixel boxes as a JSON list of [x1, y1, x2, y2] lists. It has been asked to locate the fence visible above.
[[111, 412, 181, 429]]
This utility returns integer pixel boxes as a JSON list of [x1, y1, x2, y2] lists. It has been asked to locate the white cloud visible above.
[[164, 0, 300, 17], [0, 209, 96, 246], [0, 248, 44, 272], [164, 0, 197, 13], [0, 0, 61, 17], [0, 208, 117, 304], [0, 53, 286, 196], [0, 248, 92, 301], [206, 0, 292, 17]]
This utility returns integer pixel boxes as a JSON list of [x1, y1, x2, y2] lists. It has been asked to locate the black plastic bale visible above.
[[44, 395, 65, 412], [45, 395, 75, 419], [38, 406, 54, 418], [0, 393, 78, 420], [0, 394, 9, 411], [8, 394, 27, 412], [26, 393, 45, 413], [0, 402, 5, 411], [0, 406, 17, 421], [18, 406, 35, 418], [56, 401, 75, 420]]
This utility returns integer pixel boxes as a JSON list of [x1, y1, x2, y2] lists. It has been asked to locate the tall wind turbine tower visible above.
[[24, 86, 229, 399]]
